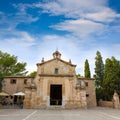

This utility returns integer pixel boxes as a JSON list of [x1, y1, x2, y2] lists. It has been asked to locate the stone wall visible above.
[[3, 76, 34, 94], [98, 100, 113, 108], [98, 91, 120, 109], [3, 51, 97, 109], [78, 78, 97, 107]]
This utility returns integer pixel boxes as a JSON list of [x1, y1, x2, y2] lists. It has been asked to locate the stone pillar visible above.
[[24, 88, 32, 108], [30, 88, 36, 108], [75, 88, 81, 108], [113, 91, 120, 109], [80, 90, 87, 108]]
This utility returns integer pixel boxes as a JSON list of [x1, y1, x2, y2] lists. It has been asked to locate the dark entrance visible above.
[[50, 85, 62, 105]]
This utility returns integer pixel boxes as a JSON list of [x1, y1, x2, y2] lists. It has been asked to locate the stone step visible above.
[[46, 106, 65, 110]]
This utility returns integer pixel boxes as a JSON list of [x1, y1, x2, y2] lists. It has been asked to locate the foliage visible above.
[[94, 51, 104, 86], [96, 87, 112, 101], [76, 74, 82, 78], [84, 59, 91, 78], [0, 50, 27, 90], [103, 57, 120, 100], [28, 71, 37, 77]]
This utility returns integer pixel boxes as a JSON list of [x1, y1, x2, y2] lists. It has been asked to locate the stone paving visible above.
[[0, 107, 120, 120]]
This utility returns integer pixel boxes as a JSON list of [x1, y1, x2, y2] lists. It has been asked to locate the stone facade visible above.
[[3, 76, 34, 94], [82, 78, 96, 107], [2, 50, 96, 109]]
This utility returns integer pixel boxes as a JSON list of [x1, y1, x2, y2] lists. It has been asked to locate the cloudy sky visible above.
[[0, 0, 120, 76]]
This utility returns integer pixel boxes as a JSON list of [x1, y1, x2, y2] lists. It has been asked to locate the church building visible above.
[[3, 50, 96, 109]]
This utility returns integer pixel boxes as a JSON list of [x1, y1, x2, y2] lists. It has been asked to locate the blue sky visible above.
[[0, 0, 120, 76]]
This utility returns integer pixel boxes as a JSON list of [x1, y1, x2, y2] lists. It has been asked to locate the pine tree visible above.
[[84, 59, 91, 78], [0, 50, 27, 91]]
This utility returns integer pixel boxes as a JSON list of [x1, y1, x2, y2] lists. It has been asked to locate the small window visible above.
[[85, 82, 88, 87], [54, 68, 58, 75], [24, 79, 27, 84], [86, 94, 89, 97], [10, 79, 16, 84]]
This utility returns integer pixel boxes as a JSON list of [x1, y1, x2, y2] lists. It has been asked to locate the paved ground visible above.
[[0, 107, 120, 120]]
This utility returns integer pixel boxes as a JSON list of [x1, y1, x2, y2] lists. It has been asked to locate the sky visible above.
[[0, 0, 120, 76]]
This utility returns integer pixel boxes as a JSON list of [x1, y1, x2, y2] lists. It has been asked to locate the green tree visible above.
[[84, 59, 91, 78], [0, 50, 27, 90], [76, 74, 83, 78], [28, 71, 37, 77], [103, 57, 120, 100], [94, 51, 104, 86]]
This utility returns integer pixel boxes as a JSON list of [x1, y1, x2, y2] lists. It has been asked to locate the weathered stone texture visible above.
[[2, 51, 96, 109], [3, 76, 33, 94]]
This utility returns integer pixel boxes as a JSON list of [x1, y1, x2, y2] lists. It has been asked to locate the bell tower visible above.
[[53, 50, 61, 59]]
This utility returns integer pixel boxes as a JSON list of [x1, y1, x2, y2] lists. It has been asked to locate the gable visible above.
[[37, 58, 76, 67], [37, 58, 76, 75]]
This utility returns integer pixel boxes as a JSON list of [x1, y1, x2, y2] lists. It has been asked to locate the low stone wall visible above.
[[98, 100, 113, 108]]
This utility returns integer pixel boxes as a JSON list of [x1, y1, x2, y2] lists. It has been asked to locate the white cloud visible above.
[[15, 0, 120, 22], [38, 34, 120, 76], [0, 31, 36, 54], [36, 0, 107, 18], [1, 1, 120, 76], [105, 44, 120, 59], [10, 0, 120, 38], [37, 34, 80, 60], [51, 19, 106, 37], [0, 30, 39, 73], [1, 32, 120, 76], [31, 0, 120, 22], [20, 0, 119, 37], [85, 8, 120, 22]]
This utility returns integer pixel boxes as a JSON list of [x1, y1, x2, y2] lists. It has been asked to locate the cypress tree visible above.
[[94, 51, 104, 86], [84, 59, 91, 78]]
